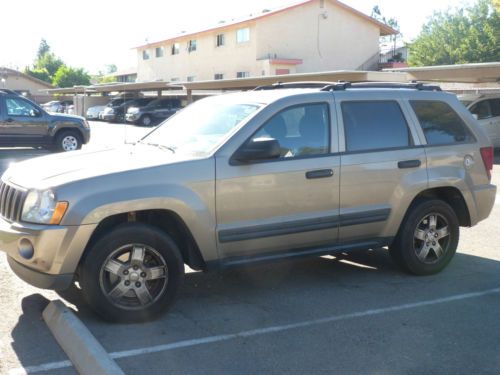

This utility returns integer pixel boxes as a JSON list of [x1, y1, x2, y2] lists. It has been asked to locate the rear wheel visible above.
[[55, 130, 82, 152], [389, 199, 459, 275], [79, 223, 184, 322]]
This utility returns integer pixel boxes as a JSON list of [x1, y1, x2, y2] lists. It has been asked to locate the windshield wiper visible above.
[[143, 142, 176, 153]]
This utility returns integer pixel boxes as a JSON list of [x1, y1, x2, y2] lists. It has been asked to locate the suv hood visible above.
[[3, 144, 191, 189], [50, 113, 85, 122]]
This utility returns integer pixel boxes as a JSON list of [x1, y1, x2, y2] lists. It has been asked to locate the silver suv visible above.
[[0, 82, 496, 321]]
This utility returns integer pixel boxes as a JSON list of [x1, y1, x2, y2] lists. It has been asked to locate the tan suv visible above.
[[0, 82, 496, 321]]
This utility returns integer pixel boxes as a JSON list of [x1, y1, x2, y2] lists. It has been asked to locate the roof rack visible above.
[[320, 82, 442, 91], [253, 81, 335, 90]]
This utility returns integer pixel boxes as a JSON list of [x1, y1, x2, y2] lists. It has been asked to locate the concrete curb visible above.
[[43, 300, 125, 375]]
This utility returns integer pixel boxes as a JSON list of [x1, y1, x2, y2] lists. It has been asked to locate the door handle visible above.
[[398, 160, 421, 169], [306, 169, 334, 179]]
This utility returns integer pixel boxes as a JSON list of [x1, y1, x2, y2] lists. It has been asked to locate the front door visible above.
[[215, 100, 340, 261], [0, 96, 49, 145]]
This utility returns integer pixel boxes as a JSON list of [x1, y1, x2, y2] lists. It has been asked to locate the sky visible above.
[[0, 0, 474, 74]]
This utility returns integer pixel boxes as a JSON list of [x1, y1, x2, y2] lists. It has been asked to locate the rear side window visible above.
[[470, 100, 491, 119], [411, 101, 474, 145], [342, 101, 411, 152], [490, 99, 500, 117]]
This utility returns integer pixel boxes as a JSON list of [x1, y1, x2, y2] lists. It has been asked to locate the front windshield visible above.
[[140, 97, 260, 156]]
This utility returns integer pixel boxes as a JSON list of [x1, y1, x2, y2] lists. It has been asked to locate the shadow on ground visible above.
[[9, 248, 500, 372]]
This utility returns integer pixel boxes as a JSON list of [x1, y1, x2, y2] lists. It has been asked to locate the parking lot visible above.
[[1, 121, 500, 375]]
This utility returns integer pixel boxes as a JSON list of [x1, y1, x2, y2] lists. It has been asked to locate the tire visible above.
[[140, 115, 152, 126], [55, 130, 82, 152], [389, 199, 459, 276], [79, 223, 184, 322]]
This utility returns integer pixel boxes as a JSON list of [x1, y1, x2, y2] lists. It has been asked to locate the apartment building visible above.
[[135, 0, 396, 82]]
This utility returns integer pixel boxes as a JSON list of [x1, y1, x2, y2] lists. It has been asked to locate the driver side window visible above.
[[252, 103, 330, 158], [6, 98, 39, 117]]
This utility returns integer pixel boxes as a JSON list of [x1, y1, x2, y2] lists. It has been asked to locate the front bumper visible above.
[[0, 217, 96, 290]]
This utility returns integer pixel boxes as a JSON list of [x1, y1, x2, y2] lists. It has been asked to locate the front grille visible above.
[[0, 181, 27, 222]]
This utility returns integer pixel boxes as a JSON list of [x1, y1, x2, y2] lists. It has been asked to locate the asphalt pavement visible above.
[[1, 123, 500, 374]]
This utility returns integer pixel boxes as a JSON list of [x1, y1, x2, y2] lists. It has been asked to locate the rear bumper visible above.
[[470, 183, 497, 224]]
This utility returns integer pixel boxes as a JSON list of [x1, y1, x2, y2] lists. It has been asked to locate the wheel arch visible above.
[[80, 209, 206, 272]]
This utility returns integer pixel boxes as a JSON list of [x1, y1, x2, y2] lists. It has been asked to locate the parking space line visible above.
[[10, 286, 500, 374]]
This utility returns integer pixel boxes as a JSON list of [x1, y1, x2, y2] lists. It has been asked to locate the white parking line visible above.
[[10, 286, 500, 374]]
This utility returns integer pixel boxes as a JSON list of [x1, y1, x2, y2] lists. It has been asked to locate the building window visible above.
[[188, 40, 197, 52], [170, 77, 180, 82], [171, 43, 180, 55], [142, 50, 150, 60], [155, 47, 164, 58], [216, 34, 225, 47], [214, 73, 224, 80], [236, 28, 250, 43], [236, 71, 250, 78], [187, 76, 196, 82]]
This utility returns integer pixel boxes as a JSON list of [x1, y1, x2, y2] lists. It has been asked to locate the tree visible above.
[[23, 67, 51, 83], [371, 5, 403, 60], [52, 66, 91, 88], [35, 52, 64, 78], [105, 64, 117, 74], [409, 0, 500, 66], [37, 39, 50, 60]]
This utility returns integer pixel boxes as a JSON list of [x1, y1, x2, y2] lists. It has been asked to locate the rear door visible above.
[[336, 91, 427, 245]]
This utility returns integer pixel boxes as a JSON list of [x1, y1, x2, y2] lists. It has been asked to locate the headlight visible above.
[[128, 107, 139, 114], [83, 120, 90, 129], [21, 189, 68, 225]]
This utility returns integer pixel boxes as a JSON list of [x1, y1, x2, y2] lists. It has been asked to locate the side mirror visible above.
[[30, 109, 41, 117], [471, 113, 479, 120], [233, 138, 281, 163]]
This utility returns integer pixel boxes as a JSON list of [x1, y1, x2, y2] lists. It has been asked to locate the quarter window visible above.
[[342, 101, 411, 152], [252, 103, 330, 158], [236, 28, 250, 43], [489, 99, 500, 117], [411, 101, 474, 145]]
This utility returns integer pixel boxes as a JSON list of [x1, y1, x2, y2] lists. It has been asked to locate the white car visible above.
[[461, 94, 500, 148], [86, 105, 107, 120]]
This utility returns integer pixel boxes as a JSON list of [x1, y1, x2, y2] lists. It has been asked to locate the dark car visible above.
[[101, 97, 155, 123], [126, 98, 182, 126], [0, 90, 90, 151]]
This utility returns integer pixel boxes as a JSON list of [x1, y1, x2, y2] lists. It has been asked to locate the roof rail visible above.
[[254, 81, 335, 90], [0, 89, 22, 96], [320, 82, 442, 91]]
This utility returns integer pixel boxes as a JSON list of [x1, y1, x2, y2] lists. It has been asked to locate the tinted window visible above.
[[342, 101, 410, 152], [253, 103, 330, 158], [411, 101, 474, 145], [470, 100, 491, 119], [490, 99, 500, 117]]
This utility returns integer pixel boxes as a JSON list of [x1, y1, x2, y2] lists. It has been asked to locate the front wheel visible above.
[[55, 130, 82, 152], [140, 115, 152, 126], [389, 199, 459, 275], [79, 223, 184, 322]]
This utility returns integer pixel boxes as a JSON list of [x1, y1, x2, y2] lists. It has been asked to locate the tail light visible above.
[[480, 147, 493, 181]]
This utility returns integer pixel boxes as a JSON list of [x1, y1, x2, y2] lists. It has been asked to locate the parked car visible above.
[[101, 98, 136, 122], [0, 89, 90, 151], [86, 105, 107, 120], [460, 94, 500, 148], [101, 97, 155, 123], [0, 82, 495, 322], [126, 98, 182, 126], [42, 100, 73, 114]]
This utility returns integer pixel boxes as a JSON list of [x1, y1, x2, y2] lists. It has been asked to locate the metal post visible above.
[[187, 89, 193, 104]]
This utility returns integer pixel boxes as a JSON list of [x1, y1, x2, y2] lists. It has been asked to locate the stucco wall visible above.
[[255, 0, 380, 72], [137, 23, 259, 82]]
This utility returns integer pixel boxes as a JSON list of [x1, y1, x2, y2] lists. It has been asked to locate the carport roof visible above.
[[386, 62, 500, 83], [45, 81, 181, 95], [175, 70, 408, 91]]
